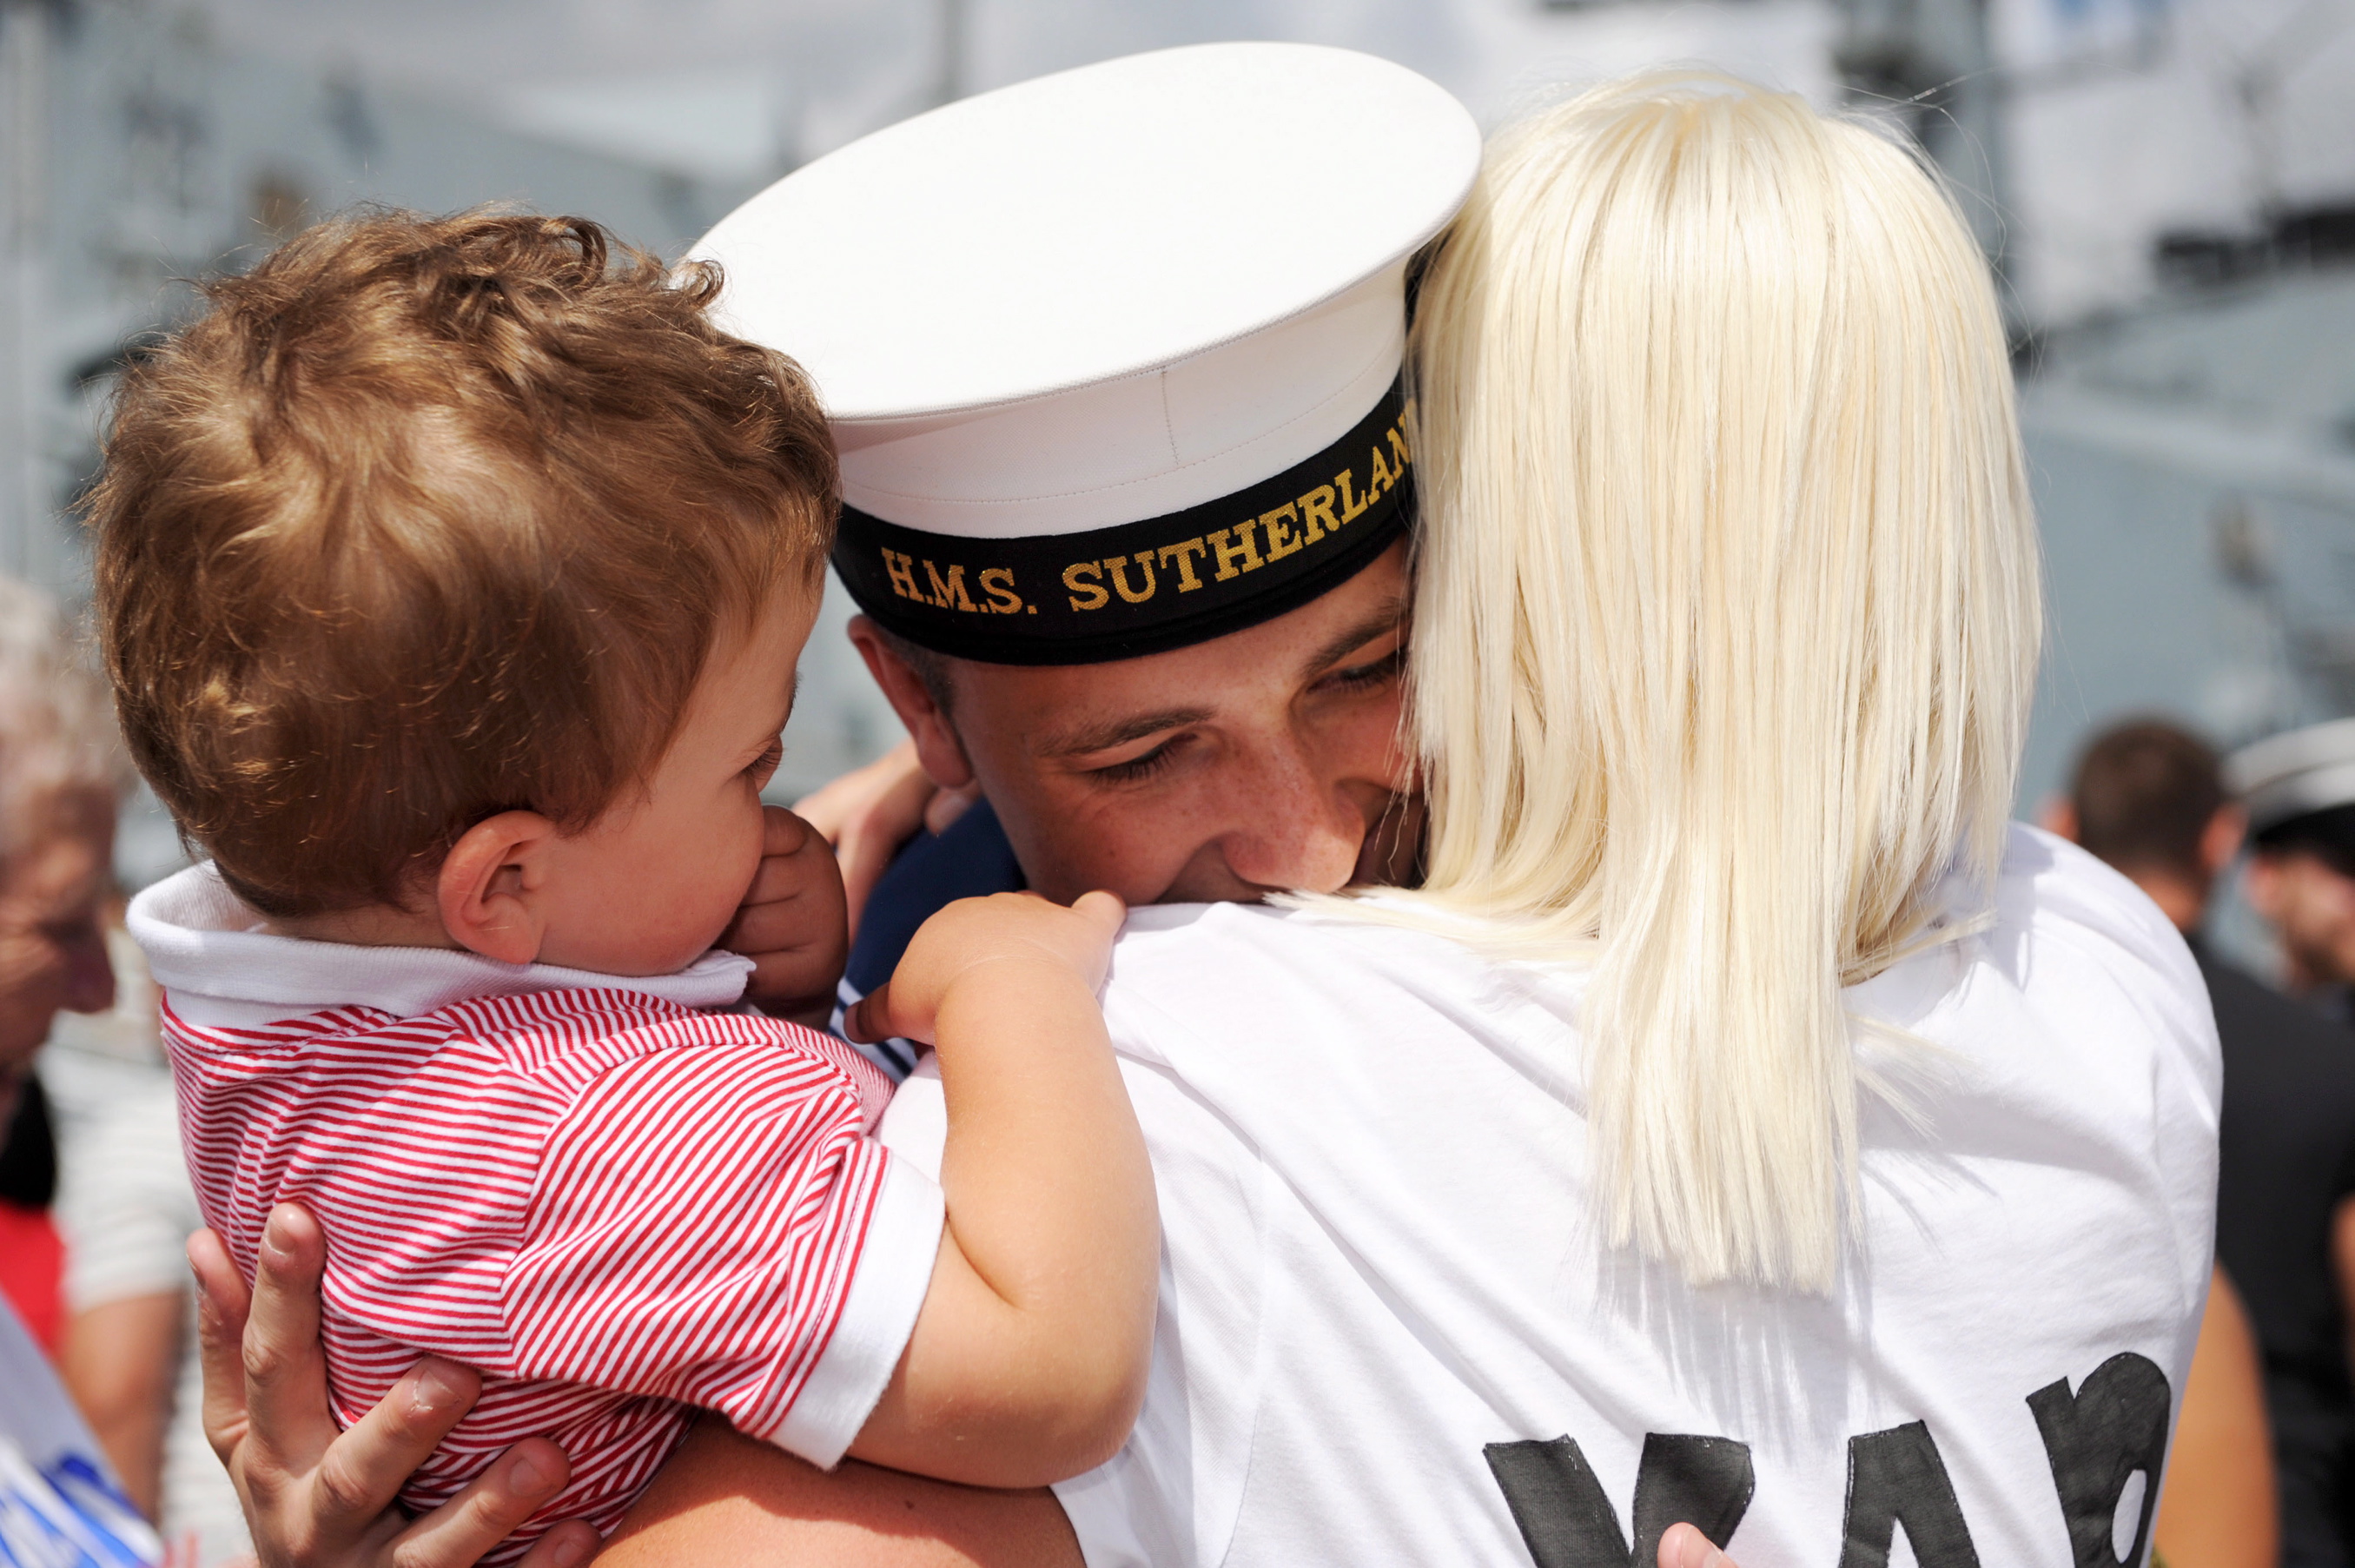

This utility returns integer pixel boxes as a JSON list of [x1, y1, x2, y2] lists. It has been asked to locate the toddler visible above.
[[89, 212, 1156, 1559]]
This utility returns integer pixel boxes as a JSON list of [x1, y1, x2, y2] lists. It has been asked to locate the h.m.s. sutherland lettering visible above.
[[872, 402, 1414, 619]]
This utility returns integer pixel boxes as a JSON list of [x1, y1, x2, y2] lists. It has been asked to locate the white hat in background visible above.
[[2227, 718, 2355, 842], [688, 41, 1481, 665]]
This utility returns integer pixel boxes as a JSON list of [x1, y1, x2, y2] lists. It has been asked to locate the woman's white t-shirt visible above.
[[880, 825, 2219, 1568]]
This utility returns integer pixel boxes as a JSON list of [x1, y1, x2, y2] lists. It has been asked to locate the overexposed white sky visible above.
[[1995, 0, 2355, 319], [181, 0, 1839, 174]]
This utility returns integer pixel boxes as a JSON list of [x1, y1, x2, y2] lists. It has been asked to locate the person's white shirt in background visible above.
[[39, 927, 167, 1155], [881, 824, 2219, 1568]]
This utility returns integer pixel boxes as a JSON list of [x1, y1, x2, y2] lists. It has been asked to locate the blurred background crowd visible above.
[[0, 0, 2349, 1564]]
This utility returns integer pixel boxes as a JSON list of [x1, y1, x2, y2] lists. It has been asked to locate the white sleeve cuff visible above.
[[764, 1149, 944, 1467]]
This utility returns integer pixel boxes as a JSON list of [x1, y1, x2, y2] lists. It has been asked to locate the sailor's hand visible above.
[[724, 806, 850, 1026], [189, 1205, 600, 1568]]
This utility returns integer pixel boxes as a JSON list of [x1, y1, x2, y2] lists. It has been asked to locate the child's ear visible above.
[[436, 810, 559, 965]]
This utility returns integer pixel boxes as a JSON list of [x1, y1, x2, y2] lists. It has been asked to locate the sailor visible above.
[[689, 40, 1481, 1076], [2224, 718, 2355, 1567], [2233, 718, 2355, 1019]]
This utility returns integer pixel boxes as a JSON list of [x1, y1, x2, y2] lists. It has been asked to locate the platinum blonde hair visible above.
[[0, 576, 130, 857], [1391, 75, 2040, 1291]]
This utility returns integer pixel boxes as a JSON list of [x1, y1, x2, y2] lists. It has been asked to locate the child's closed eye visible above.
[[745, 734, 785, 786]]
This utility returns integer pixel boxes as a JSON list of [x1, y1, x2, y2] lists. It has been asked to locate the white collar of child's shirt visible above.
[[128, 861, 755, 1030]]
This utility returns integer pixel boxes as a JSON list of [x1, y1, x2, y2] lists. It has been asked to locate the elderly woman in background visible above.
[[0, 572, 254, 1564], [0, 572, 182, 1561], [0, 574, 127, 1348]]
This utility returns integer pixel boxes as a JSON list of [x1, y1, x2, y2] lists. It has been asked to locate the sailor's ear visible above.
[[2036, 795, 2080, 844], [435, 810, 559, 965], [846, 616, 976, 792]]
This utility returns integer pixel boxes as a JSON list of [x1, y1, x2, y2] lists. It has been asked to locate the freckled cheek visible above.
[[1004, 787, 1191, 905], [1076, 792, 1229, 903], [1326, 695, 1412, 790]]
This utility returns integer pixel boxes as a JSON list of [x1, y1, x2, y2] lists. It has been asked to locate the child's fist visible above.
[[722, 805, 850, 1027], [844, 890, 1124, 1047]]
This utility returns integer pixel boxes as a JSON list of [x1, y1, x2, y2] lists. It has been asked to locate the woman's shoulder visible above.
[[1104, 900, 1505, 1027], [1994, 822, 2193, 957], [1985, 822, 2211, 1022], [1869, 821, 2221, 1120]]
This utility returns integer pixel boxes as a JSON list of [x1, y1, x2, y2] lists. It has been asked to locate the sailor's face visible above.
[[0, 790, 116, 1129], [878, 540, 1417, 906], [2246, 845, 2355, 990]]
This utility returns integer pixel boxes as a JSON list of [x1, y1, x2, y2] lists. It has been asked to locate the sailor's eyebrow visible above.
[[1032, 599, 1408, 760], [1035, 705, 1217, 760], [1300, 597, 1410, 678]]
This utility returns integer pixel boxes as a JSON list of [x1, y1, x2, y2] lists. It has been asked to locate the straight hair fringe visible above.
[[1353, 76, 2040, 1292]]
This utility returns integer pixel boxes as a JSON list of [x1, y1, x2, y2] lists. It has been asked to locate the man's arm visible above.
[[599, 1419, 1080, 1566], [206, 1207, 1744, 1568], [61, 1290, 184, 1519], [2153, 1267, 2277, 1568], [2336, 1194, 2355, 1421], [599, 1426, 1741, 1568], [197, 1206, 1073, 1568], [189, 1207, 599, 1568]]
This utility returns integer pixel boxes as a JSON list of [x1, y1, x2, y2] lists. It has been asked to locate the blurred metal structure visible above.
[[2228, 0, 2355, 218], [2, 0, 56, 590], [0, 0, 914, 860], [0, 0, 758, 618], [935, 0, 964, 107], [1829, 0, 2008, 279], [0, 0, 801, 883], [1818, 0, 2355, 832], [2017, 265, 2355, 804]]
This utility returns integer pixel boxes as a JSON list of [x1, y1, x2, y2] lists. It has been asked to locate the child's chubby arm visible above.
[[842, 890, 1157, 1489]]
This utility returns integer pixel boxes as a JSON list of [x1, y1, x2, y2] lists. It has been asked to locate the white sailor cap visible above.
[[688, 42, 1481, 664], [2226, 718, 2355, 840]]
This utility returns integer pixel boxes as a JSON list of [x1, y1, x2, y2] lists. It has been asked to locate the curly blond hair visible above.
[[88, 208, 837, 917]]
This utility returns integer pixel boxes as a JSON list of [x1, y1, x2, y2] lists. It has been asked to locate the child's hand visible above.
[[844, 890, 1124, 1047], [792, 739, 980, 939], [843, 885, 1149, 1485], [721, 805, 850, 1027]]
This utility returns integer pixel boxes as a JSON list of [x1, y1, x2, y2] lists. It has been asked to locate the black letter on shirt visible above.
[[1484, 1432, 1755, 1568], [2027, 1353, 2172, 1568], [1838, 1421, 1981, 1568]]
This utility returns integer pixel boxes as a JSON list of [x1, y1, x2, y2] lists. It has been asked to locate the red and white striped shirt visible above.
[[129, 865, 945, 1564]]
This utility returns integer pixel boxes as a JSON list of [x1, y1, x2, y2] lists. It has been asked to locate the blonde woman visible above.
[[192, 75, 2214, 1568]]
